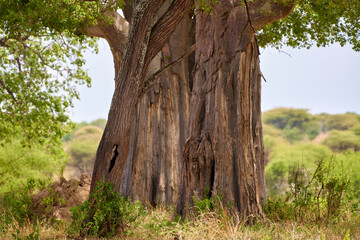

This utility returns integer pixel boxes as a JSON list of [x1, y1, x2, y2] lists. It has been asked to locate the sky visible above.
[[70, 39, 360, 122]]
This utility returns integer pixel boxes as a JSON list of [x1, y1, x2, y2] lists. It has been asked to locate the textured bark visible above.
[[178, 2, 266, 218], [88, 0, 296, 218], [90, 0, 193, 205], [91, 0, 170, 192], [119, 16, 194, 205], [175, 0, 296, 218]]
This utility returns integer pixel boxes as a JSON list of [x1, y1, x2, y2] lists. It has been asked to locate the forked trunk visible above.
[[178, 4, 266, 218], [90, 0, 296, 219]]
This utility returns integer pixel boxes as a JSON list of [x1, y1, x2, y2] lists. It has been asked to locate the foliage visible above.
[[0, 30, 95, 147], [0, 139, 65, 196], [264, 155, 354, 223], [0, 178, 47, 227], [195, 0, 220, 14], [263, 108, 321, 142], [68, 180, 144, 239], [259, 0, 360, 51], [325, 113, 360, 131], [62, 119, 106, 142], [322, 130, 360, 152], [265, 143, 332, 195], [0, 0, 127, 146], [193, 187, 215, 213], [89, 118, 107, 130], [64, 125, 103, 175], [352, 125, 360, 136], [334, 151, 360, 197]]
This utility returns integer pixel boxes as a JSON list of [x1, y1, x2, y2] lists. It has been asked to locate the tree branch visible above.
[[0, 38, 8, 47], [248, 0, 297, 30], [141, 0, 193, 80], [138, 43, 195, 96], [0, 79, 19, 104]]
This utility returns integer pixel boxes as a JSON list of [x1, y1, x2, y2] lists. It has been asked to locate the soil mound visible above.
[[31, 173, 91, 221]]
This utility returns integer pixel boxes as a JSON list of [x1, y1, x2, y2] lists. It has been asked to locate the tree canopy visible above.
[[0, 0, 124, 145], [259, 0, 360, 50]]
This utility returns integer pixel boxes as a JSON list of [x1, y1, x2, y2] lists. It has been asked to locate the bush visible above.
[[351, 124, 360, 136], [336, 151, 360, 197], [64, 125, 103, 175], [322, 130, 360, 152], [68, 180, 144, 239], [0, 140, 65, 196], [0, 178, 47, 228], [264, 155, 352, 223], [265, 143, 332, 195], [263, 108, 321, 142], [325, 113, 360, 131]]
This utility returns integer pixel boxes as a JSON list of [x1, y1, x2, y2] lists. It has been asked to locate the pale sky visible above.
[[71, 39, 360, 122]]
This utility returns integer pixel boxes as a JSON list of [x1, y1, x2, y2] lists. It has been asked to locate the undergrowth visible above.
[[1, 156, 359, 239]]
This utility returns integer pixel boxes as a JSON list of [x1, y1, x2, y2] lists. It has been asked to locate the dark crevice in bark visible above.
[[209, 137, 216, 199], [108, 145, 119, 173]]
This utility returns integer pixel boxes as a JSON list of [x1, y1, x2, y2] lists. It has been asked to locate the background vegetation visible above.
[[1, 108, 359, 239]]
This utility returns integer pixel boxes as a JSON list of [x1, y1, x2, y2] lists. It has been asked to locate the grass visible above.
[[1, 205, 359, 240]]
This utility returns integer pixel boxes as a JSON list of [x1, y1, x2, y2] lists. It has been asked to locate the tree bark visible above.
[[89, 0, 296, 218], [175, 0, 296, 218], [90, 0, 194, 207], [178, 2, 266, 218], [119, 16, 194, 206]]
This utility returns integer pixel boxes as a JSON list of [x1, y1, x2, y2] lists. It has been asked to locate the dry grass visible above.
[[1, 205, 359, 240], [125, 207, 359, 240]]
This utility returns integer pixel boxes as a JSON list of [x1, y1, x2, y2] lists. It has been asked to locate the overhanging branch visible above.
[[247, 0, 296, 30], [141, 0, 193, 80]]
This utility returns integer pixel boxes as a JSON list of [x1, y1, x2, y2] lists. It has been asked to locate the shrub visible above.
[[0, 178, 47, 227], [263, 108, 321, 142], [264, 155, 352, 223], [0, 140, 65, 195], [322, 130, 360, 152], [68, 180, 144, 238], [325, 113, 359, 131], [265, 143, 332, 196]]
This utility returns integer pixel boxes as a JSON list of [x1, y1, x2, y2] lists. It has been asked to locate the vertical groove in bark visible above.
[[119, 16, 193, 205], [179, 2, 266, 218], [91, 0, 168, 193]]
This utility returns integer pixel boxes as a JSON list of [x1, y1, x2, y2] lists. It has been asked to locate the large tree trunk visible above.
[[178, 3, 266, 218], [119, 16, 194, 206], [89, 0, 295, 219], [90, 0, 194, 206]]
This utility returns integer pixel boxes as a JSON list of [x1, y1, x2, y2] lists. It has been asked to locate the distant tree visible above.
[[89, 119, 107, 130], [325, 114, 360, 131], [65, 126, 103, 176], [263, 108, 321, 142], [322, 130, 360, 152]]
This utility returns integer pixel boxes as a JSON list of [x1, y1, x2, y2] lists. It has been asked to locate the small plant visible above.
[[193, 187, 214, 213], [1, 178, 47, 226], [11, 228, 40, 240], [68, 180, 144, 238], [264, 155, 351, 223]]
